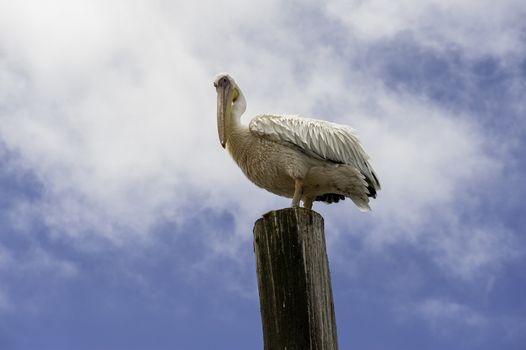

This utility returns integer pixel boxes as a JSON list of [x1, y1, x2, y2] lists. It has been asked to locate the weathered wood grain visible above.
[[253, 208, 338, 350]]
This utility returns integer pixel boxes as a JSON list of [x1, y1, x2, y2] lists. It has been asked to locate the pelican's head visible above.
[[214, 73, 241, 148]]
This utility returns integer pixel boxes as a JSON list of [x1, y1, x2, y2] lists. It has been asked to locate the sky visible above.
[[0, 0, 525, 349]]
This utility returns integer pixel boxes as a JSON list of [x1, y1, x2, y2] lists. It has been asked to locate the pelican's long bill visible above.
[[214, 77, 235, 148]]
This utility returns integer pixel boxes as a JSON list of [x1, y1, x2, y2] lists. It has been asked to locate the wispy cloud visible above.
[[428, 224, 518, 280], [409, 298, 488, 332], [325, 0, 526, 59], [0, 240, 78, 317]]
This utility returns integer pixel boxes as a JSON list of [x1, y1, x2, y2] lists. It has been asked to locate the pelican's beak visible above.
[[215, 80, 233, 149]]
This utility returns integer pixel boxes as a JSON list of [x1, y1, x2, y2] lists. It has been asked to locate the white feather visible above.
[[249, 115, 381, 191]]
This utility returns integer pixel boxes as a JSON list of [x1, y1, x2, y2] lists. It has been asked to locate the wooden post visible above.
[[253, 208, 338, 350]]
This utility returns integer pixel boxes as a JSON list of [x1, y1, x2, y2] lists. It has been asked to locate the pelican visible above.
[[214, 73, 380, 211]]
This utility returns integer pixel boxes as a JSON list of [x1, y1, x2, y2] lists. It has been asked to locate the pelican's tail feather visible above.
[[306, 164, 372, 212], [350, 196, 371, 212]]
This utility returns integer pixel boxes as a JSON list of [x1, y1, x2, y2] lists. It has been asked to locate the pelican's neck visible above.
[[228, 89, 247, 131], [225, 91, 251, 162]]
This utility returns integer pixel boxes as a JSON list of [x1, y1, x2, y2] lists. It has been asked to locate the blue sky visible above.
[[1, 0, 525, 349]]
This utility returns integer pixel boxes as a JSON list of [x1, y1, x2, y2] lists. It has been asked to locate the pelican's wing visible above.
[[249, 114, 381, 192]]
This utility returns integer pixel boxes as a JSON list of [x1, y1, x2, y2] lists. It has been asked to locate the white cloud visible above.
[[428, 222, 518, 280], [0, 242, 77, 314], [0, 0, 521, 286], [325, 0, 526, 59], [407, 298, 488, 333], [23, 247, 79, 278], [0, 241, 77, 279]]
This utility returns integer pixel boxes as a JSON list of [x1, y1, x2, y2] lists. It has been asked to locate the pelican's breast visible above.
[[226, 127, 308, 198]]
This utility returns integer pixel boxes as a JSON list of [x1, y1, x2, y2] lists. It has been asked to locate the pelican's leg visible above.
[[291, 179, 303, 208], [303, 197, 314, 209]]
